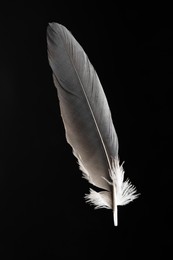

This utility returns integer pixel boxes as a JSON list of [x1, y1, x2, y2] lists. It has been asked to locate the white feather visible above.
[[47, 22, 139, 226]]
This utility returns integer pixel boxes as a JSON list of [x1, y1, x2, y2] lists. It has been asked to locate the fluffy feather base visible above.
[[85, 158, 139, 225]]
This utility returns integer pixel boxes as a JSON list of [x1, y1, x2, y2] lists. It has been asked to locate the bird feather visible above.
[[47, 22, 139, 226]]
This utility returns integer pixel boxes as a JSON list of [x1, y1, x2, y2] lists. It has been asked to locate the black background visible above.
[[0, 2, 172, 259]]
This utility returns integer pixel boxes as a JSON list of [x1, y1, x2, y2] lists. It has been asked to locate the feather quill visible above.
[[47, 22, 139, 226]]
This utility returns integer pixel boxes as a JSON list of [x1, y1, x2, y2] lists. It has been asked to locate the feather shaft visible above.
[[113, 185, 118, 226]]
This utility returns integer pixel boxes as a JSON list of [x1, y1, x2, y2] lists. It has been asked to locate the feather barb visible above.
[[85, 158, 139, 226]]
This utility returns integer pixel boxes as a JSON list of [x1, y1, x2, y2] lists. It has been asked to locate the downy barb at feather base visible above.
[[47, 22, 139, 226]]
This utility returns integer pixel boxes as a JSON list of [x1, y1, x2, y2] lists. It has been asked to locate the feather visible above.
[[47, 22, 139, 226]]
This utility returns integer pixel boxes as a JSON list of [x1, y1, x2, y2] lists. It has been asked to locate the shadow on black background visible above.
[[0, 2, 172, 259]]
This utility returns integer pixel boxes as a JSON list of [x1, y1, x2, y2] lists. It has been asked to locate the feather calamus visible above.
[[47, 22, 139, 226]]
